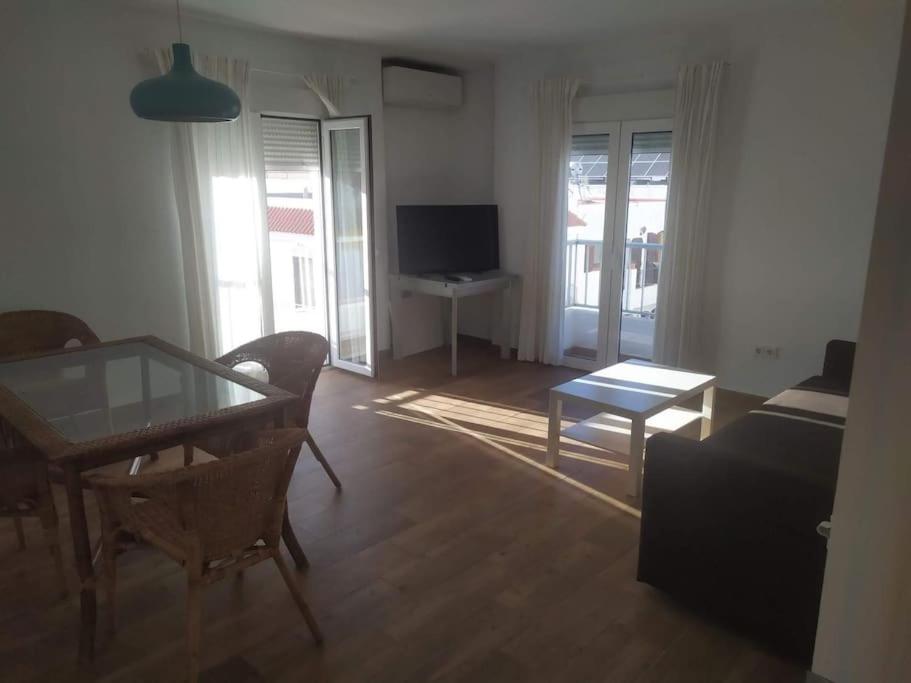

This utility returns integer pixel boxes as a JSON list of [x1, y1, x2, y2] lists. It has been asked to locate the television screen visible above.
[[396, 204, 500, 275]]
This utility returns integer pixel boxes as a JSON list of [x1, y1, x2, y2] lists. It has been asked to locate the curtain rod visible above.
[[250, 67, 356, 85], [250, 67, 308, 80]]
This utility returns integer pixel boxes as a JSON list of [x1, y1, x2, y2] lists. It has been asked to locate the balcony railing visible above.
[[565, 239, 663, 315], [563, 238, 663, 361]]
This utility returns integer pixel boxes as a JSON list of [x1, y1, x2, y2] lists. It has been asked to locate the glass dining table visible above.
[[0, 336, 302, 666]]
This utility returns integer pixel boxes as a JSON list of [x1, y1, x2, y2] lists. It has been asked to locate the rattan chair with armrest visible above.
[[0, 446, 67, 596], [0, 309, 102, 593], [0, 309, 100, 357], [0, 309, 103, 446], [215, 332, 341, 490], [89, 428, 323, 683]]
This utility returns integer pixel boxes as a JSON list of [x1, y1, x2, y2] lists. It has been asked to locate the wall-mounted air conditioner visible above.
[[382, 65, 463, 110]]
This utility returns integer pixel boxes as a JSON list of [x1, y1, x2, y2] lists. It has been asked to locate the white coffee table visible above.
[[546, 359, 717, 498]]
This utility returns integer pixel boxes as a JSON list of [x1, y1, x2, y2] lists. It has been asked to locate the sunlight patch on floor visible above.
[[375, 409, 628, 472], [373, 389, 640, 518]]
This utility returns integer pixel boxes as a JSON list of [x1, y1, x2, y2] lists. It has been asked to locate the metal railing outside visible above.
[[565, 239, 663, 315]]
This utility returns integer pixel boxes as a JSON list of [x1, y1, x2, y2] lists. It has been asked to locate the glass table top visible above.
[[0, 341, 267, 443]]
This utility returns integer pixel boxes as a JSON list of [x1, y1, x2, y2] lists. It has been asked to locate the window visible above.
[[292, 255, 316, 310], [563, 131, 614, 362], [261, 116, 327, 336], [617, 129, 672, 360]]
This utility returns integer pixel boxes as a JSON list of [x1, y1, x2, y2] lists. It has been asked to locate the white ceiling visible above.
[[132, 0, 798, 57]]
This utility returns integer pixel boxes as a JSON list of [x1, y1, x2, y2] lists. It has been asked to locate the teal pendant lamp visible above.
[[130, 0, 240, 122]]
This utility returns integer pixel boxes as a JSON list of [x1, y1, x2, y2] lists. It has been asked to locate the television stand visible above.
[[389, 271, 518, 376]]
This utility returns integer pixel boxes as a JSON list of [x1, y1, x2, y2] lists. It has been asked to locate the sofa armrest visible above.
[[638, 432, 832, 664], [640, 432, 834, 540], [822, 339, 856, 390]]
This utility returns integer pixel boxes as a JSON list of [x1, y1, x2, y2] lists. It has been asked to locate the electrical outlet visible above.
[[754, 345, 781, 359]]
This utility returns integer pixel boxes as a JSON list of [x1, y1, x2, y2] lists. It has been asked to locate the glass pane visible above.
[[619, 131, 672, 360], [330, 128, 369, 367], [0, 342, 265, 443], [564, 134, 610, 361], [261, 117, 328, 340]]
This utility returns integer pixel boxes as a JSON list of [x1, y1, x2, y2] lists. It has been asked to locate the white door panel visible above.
[[322, 117, 376, 377]]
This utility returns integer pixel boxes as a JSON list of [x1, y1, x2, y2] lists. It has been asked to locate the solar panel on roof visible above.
[[572, 141, 670, 181]]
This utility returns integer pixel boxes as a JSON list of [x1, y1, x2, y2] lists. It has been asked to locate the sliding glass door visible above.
[[562, 119, 672, 369], [321, 118, 376, 377]]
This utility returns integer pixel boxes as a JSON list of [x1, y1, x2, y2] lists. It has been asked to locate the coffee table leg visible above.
[[546, 394, 562, 468], [701, 386, 715, 440], [627, 416, 646, 498], [63, 464, 96, 666]]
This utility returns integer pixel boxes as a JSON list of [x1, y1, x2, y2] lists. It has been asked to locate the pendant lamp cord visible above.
[[176, 0, 184, 42]]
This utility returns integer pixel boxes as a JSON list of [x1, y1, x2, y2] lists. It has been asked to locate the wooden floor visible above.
[[0, 340, 803, 682]]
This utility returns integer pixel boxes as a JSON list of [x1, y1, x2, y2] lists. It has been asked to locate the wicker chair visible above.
[[0, 308, 104, 437], [215, 332, 341, 490], [0, 309, 100, 357], [0, 309, 102, 442], [90, 428, 323, 683], [0, 446, 67, 596], [0, 310, 100, 592]]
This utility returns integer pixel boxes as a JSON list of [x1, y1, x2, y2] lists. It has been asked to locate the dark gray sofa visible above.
[[637, 340, 855, 663]]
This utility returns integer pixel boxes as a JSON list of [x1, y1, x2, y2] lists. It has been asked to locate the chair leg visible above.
[[305, 433, 341, 490], [273, 553, 323, 645], [39, 513, 67, 599], [99, 523, 118, 633], [282, 507, 309, 570], [13, 518, 26, 550], [186, 579, 202, 683]]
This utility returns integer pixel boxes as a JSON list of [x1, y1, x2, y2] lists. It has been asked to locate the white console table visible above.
[[388, 271, 518, 376]]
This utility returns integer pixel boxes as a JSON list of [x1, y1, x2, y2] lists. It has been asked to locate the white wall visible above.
[[494, 1, 904, 395], [0, 0, 392, 351], [3, 1, 902, 391], [813, 5, 911, 679], [383, 63, 496, 356]]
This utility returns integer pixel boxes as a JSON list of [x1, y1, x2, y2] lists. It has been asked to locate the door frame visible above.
[[249, 112, 276, 337], [321, 116, 377, 377]]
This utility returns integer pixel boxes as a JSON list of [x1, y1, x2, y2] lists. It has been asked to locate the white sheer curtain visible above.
[[518, 77, 580, 364], [303, 75, 343, 116], [153, 49, 267, 357], [653, 61, 725, 368]]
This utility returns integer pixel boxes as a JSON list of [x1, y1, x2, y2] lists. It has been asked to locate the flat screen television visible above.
[[396, 204, 499, 275]]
